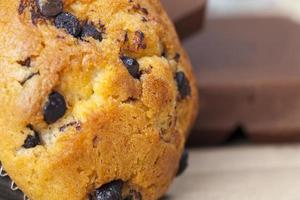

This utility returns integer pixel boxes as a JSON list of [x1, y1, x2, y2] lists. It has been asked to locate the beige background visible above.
[[169, 145, 300, 200]]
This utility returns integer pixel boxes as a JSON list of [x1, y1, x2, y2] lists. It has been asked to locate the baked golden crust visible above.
[[0, 0, 198, 199]]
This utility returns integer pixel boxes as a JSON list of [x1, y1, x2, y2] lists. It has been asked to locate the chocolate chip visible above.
[[36, 0, 63, 17], [132, 4, 148, 16], [120, 56, 140, 79], [124, 190, 142, 200], [55, 12, 81, 37], [175, 72, 191, 99], [23, 125, 41, 149], [43, 91, 67, 124], [177, 149, 189, 176], [174, 53, 181, 62], [81, 23, 102, 41], [90, 180, 123, 200], [23, 134, 40, 149], [141, 8, 148, 15], [17, 57, 31, 67]]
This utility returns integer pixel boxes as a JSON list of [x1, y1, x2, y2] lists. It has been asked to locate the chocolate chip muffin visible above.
[[0, 0, 198, 200]]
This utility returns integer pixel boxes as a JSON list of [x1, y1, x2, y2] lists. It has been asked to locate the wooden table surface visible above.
[[2, 144, 300, 200], [169, 145, 300, 200]]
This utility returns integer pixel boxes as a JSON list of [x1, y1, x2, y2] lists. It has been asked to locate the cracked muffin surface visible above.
[[0, 0, 198, 199]]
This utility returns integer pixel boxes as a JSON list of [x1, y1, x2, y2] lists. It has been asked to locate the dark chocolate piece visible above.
[[55, 12, 81, 37], [43, 91, 67, 124]]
